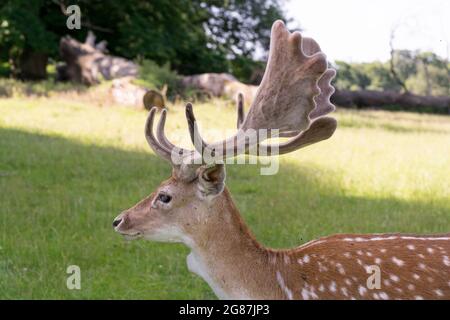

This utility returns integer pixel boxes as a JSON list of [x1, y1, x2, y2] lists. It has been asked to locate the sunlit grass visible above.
[[0, 97, 449, 299]]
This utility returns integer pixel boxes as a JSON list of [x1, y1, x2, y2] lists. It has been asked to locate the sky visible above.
[[284, 0, 450, 62]]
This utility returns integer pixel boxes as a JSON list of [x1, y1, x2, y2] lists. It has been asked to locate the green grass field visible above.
[[1, 97, 449, 299]]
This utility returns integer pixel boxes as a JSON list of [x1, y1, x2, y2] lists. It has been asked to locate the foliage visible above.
[[1, 97, 449, 298], [135, 59, 180, 97], [202, 0, 289, 58], [230, 56, 265, 85], [405, 52, 450, 96], [334, 61, 372, 91], [0, 0, 57, 55], [0, 0, 288, 78], [334, 50, 449, 95]]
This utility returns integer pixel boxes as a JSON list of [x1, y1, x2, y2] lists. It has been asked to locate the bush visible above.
[[135, 59, 180, 98]]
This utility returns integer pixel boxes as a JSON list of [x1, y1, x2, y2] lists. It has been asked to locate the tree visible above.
[[406, 52, 450, 96], [0, 0, 60, 79], [0, 0, 289, 79], [334, 61, 371, 90], [202, 0, 288, 58]]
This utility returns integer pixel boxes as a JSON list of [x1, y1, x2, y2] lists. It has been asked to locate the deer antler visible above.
[[185, 20, 336, 159], [144, 20, 337, 179]]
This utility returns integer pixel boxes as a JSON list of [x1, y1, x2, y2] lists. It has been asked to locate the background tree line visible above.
[[0, 0, 287, 82], [334, 50, 449, 96]]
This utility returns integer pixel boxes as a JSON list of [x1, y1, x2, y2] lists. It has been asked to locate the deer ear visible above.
[[197, 164, 226, 198]]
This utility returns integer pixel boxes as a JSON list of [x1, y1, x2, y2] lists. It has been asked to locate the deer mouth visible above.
[[119, 232, 142, 240]]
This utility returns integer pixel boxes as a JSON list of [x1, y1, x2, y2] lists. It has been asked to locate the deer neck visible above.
[[182, 188, 280, 300]]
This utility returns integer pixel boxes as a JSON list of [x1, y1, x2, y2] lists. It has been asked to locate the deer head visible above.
[[112, 20, 336, 243], [113, 20, 336, 241]]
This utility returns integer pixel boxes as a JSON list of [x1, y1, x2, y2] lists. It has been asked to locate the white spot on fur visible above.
[[358, 285, 367, 296], [336, 263, 345, 275], [303, 255, 310, 264], [301, 283, 319, 300], [390, 275, 400, 282], [380, 248, 387, 253], [357, 250, 363, 255], [329, 281, 337, 292], [317, 261, 328, 272], [414, 296, 423, 300], [427, 248, 434, 254], [434, 289, 443, 297], [373, 293, 380, 300], [383, 279, 391, 286], [301, 288, 310, 300], [408, 284, 415, 291], [418, 253, 425, 259], [276, 271, 293, 300], [307, 286, 319, 299], [344, 252, 351, 258], [366, 252, 373, 257], [345, 279, 352, 286], [418, 263, 427, 270], [413, 274, 420, 280], [379, 292, 389, 300], [443, 256, 450, 266], [319, 284, 325, 292], [392, 257, 405, 266], [375, 258, 382, 264], [341, 287, 348, 297], [407, 244, 415, 250]]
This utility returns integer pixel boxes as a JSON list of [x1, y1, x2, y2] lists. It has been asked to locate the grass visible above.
[[0, 96, 449, 299]]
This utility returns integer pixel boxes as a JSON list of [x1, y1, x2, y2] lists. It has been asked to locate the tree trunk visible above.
[[18, 48, 48, 80], [332, 90, 450, 113]]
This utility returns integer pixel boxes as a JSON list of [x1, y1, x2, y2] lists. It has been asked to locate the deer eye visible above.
[[157, 193, 172, 204]]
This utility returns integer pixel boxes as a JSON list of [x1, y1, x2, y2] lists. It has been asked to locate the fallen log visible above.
[[181, 73, 258, 104], [58, 31, 138, 85], [332, 90, 450, 113]]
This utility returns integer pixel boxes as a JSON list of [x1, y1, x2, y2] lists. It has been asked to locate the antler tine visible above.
[[185, 103, 210, 158], [156, 108, 193, 158], [254, 117, 337, 156], [156, 108, 172, 149], [310, 68, 336, 119], [145, 107, 174, 162], [186, 103, 262, 159], [237, 93, 245, 129]]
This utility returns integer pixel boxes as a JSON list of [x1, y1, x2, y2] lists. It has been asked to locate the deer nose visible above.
[[112, 218, 122, 228]]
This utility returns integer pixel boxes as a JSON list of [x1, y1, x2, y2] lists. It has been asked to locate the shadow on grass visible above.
[[0, 128, 448, 299]]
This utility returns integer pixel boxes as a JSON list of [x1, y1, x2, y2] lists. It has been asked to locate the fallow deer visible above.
[[113, 21, 450, 300]]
